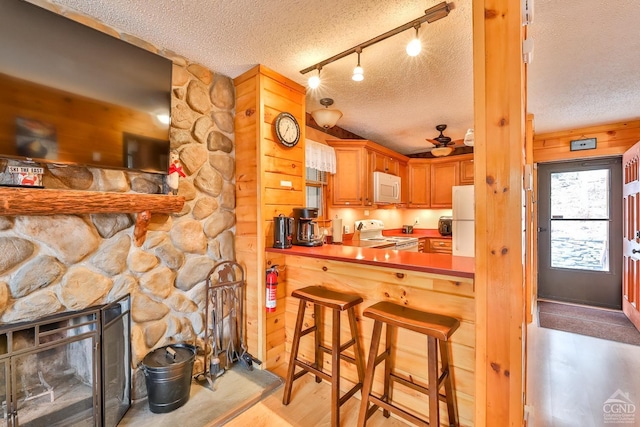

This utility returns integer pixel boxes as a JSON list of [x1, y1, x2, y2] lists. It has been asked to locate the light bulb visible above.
[[406, 38, 421, 56], [308, 74, 320, 89], [352, 65, 364, 82]]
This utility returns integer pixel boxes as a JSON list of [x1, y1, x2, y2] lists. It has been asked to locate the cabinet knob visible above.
[[439, 242, 445, 246]]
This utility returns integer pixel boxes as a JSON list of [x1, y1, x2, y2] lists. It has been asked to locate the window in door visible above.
[[549, 169, 610, 272]]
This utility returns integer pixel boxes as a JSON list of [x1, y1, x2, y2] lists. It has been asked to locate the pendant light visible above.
[[406, 24, 422, 57], [311, 98, 343, 129], [352, 48, 364, 82]]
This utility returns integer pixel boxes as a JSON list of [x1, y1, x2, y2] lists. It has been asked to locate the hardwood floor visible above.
[[526, 316, 640, 427], [224, 374, 409, 426], [222, 318, 640, 426]]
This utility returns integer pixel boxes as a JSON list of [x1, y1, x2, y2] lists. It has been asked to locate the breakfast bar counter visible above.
[[266, 244, 474, 279], [264, 245, 476, 426]]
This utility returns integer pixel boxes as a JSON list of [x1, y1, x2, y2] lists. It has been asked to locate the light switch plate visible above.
[[570, 138, 597, 151]]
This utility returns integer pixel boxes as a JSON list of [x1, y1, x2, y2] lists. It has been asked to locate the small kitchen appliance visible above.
[[273, 214, 293, 249], [401, 225, 414, 234], [292, 208, 323, 247], [438, 216, 452, 236]]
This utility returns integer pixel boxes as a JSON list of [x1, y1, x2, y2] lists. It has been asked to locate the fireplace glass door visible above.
[[0, 295, 131, 427]]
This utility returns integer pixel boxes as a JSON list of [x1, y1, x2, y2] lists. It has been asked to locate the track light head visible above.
[[352, 50, 364, 82], [406, 25, 421, 57], [308, 67, 321, 89]]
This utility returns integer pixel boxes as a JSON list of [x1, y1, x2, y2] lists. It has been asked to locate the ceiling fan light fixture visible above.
[[431, 146, 454, 157], [406, 25, 422, 57], [311, 98, 343, 129]]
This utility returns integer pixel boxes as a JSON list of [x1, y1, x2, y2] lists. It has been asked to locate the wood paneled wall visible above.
[[473, 1, 526, 425], [234, 65, 305, 369], [533, 120, 640, 163]]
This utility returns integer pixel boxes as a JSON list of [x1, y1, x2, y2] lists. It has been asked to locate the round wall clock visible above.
[[274, 112, 300, 147]]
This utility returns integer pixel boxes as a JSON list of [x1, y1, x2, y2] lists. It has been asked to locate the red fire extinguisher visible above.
[[266, 265, 279, 312]]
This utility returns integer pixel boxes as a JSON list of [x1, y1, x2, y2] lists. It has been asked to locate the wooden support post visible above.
[[473, 0, 526, 426]]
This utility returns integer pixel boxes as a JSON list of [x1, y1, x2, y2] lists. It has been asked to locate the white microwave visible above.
[[373, 171, 401, 204]]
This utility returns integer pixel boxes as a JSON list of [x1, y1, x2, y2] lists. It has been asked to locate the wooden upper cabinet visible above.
[[327, 139, 409, 207], [398, 161, 409, 204], [460, 158, 474, 184], [408, 160, 431, 207], [431, 160, 458, 208], [370, 151, 400, 175], [331, 147, 366, 206]]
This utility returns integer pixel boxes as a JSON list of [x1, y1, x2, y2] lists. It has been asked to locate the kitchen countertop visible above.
[[266, 244, 473, 279]]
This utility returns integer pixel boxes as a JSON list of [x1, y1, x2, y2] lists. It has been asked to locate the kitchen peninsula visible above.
[[265, 245, 476, 426]]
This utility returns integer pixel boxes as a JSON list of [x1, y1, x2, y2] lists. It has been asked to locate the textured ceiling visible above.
[[51, 0, 640, 155]]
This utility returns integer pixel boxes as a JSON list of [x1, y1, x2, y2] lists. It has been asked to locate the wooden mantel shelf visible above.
[[0, 187, 185, 246], [0, 187, 185, 216]]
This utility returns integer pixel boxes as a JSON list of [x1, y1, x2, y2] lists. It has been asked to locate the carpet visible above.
[[118, 365, 283, 427], [538, 301, 640, 346]]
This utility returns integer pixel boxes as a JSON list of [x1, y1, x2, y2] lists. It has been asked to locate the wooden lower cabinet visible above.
[[274, 255, 476, 426], [429, 237, 452, 254], [418, 237, 427, 253]]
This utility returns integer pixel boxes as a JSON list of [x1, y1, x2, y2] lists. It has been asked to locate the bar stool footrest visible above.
[[293, 360, 331, 382], [339, 382, 363, 406], [369, 395, 429, 427]]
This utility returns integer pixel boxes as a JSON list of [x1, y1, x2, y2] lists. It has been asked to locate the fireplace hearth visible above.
[[0, 295, 130, 427]]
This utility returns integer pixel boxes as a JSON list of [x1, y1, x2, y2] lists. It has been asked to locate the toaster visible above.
[[438, 216, 452, 236]]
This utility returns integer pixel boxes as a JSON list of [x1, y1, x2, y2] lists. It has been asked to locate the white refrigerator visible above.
[[452, 185, 474, 257]]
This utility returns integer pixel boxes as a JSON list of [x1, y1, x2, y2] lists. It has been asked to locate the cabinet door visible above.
[[331, 147, 365, 206], [370, 151, 400, 175], [408, 162, 430, 207], [398, 161, 408, 204], [431, 161, 458, 208], [460, 158, 474, 184]]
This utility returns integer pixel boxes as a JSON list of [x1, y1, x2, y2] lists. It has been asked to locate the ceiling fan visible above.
[[425, 124, 462, 157]]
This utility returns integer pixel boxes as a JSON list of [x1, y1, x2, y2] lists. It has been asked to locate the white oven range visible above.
[[354, 219, 419, 252]]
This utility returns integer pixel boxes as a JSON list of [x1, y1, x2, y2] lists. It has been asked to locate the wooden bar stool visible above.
[[283, 286, 366, 426], [357, 301, 460, 427]]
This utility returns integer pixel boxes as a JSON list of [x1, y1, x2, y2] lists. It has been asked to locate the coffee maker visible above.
[[292, 208, 323, 247], [273, 214, 293, 248]]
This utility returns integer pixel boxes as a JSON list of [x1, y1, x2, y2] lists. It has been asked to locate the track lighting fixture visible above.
[[352, 49, 364, 82], [308, 67, 321, 89], [300, 2, 451, 81], [406, 24, 422, 57]]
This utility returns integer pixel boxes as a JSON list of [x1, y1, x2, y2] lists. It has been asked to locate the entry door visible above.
[[622, 142, 640, 331], [537, 158, 622, 309]]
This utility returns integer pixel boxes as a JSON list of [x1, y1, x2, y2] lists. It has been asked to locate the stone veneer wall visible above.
[[0, 1, 236, 398]]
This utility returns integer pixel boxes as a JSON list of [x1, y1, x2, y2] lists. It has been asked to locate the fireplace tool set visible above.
[[196, 261, 261, 389]]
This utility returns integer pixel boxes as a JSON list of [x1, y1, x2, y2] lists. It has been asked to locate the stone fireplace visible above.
[[0, 0, 237, 406]]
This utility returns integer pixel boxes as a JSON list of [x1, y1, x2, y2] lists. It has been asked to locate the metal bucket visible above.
[[141, 344, 196, 413]]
